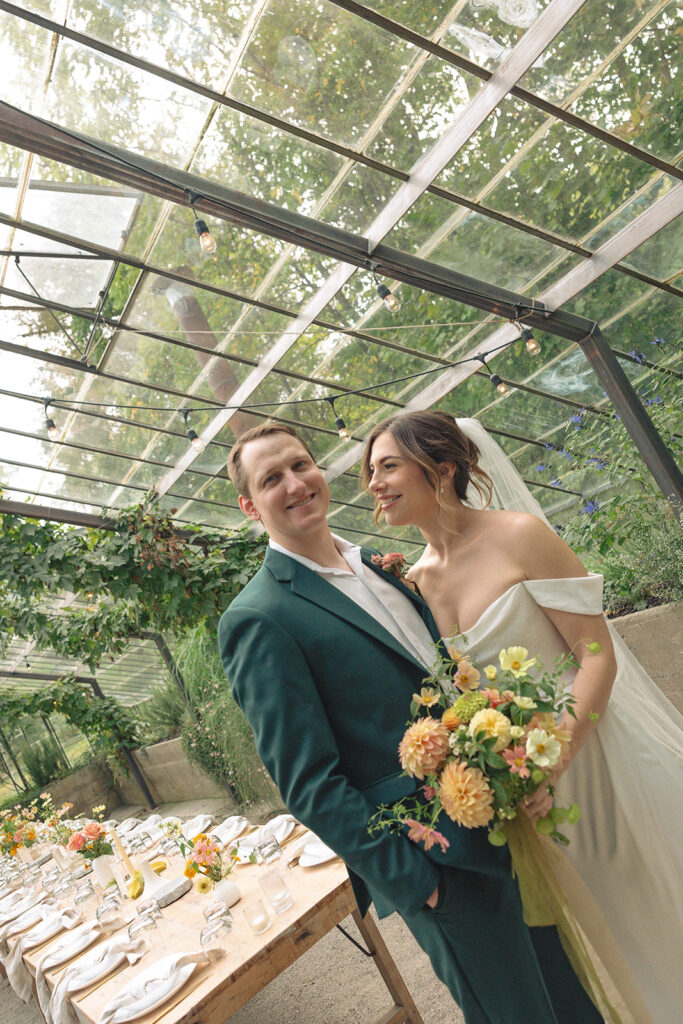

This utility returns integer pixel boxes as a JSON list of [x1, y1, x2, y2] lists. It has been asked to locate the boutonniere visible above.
[[370, 552, 418, 594]]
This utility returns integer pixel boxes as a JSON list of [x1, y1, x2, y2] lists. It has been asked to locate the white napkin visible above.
[[36, 916, 126, 1022], [209, 816, 251, 845], [182, 813, 215, 838], [49, 936, 146, 1024], [5, 907, 82, 1002], [98, 949, 221, 1024], [235, 814, 297, 857], [0, 897, 57, 955], [0, 889, 45, 926]]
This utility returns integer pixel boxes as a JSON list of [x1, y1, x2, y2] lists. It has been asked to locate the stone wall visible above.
[[46, 762, 117, 815], [115, 737, 234, 809], [612, 601, 682, 713]]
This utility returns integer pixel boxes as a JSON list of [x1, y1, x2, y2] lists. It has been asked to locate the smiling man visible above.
[[217, 422, 604, 1024]]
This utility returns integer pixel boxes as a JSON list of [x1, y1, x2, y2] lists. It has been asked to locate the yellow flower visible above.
[[439, 761, 494, 828], [484, 665, 497, 682], [499, 646, 537, 678], [183, 860, 197, 879], [412, 687, 440, 709], [513, 695, 537, 710], [525, 728, 562, 769], [469, 708, 512, 752], [441, 708, 461, 731], [398, 718, 450, 780], [454, 659, 481, 692], [446, 645, 465, 662], [509, 725, 524, 739], [194, 874, 212, 895]]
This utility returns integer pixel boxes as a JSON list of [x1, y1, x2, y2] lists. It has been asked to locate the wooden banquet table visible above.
[[17, 852, 424, 1024]]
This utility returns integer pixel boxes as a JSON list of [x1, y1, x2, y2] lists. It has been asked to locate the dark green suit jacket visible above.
[[218, 545, 503, 919]]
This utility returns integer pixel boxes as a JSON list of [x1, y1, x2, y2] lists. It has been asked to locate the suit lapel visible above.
[[360, 549, 442, 647], [265, 547, 429, 672]]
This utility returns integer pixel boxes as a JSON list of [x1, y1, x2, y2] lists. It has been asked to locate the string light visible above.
[[43, 399, 59, 440], [521, 327, 540, 356], [187, 191, 218, 254], [370, 265, 401, 313], [181, 409, 205, 452], [490, 373, 510, 396], [325, 397, 349, 438]]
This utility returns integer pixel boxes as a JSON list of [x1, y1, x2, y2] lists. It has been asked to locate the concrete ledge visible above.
[[612, 600, 682, 713], [46, 762, 116, 815], [116, 737, 235, 808]]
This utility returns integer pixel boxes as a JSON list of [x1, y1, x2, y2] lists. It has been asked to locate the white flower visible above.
[[525, 729, 561, 769], [509, 725, 524, 739], [513, 695, 537, 710]]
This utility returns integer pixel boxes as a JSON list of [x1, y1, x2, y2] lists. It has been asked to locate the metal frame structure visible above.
[[0, 0, 681, 706]]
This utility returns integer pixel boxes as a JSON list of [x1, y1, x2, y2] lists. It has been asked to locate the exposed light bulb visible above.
[[335, 416, 350, 439], [490, 373, 510, 396], [45, 415, 59, 440], [194, 217, 218, 254], [522, 328, 540, 356], [376, 283, 401, 313], [187, 429, 205, 453]]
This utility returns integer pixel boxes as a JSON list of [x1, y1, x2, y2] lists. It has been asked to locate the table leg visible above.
[[351, 908, 424, 1024]]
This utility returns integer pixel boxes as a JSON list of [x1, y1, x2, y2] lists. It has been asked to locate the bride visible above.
[[362, 410, 683, 1024]]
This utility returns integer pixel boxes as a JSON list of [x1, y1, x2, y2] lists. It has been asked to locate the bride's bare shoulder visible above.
[[487, 509, 553, 540]]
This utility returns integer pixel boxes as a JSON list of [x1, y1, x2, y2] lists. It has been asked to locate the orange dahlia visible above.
[[398, 717, 450, 779], [438, 760, 494, 829]]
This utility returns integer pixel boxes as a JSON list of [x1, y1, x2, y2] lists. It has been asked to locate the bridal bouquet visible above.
[[368, 643, 583, 851]]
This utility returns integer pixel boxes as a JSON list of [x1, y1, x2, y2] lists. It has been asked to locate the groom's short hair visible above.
[[228, 422, 315, 498]]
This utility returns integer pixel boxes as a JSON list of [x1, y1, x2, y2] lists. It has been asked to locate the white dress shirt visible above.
[[269, 534, 436, 670]]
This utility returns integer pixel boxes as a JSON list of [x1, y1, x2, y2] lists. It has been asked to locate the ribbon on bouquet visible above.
[[505, 814, 653, 1024]]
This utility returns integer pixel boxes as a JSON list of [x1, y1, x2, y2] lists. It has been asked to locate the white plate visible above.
[[298, 838, 339, 868], [40, 921, 98, 969], [100, 955, 197, 1023], [23, 913, 68, 948], [64, 941, 128, 993]]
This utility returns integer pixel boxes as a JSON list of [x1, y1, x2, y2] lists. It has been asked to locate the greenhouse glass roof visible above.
[[0, 0, 680, 569]]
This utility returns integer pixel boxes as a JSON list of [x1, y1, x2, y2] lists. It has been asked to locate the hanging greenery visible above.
[[0, 498, 267, 670], [0, 676, 139, 759]]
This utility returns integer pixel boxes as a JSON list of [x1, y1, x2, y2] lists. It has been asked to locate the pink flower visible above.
[[404, 819, 450, 854], [422, 785, 436, 801], [68, 831, 86, 851], [83, 822, 103, 841], [503, 745, 531, 779], [482, 687, 504, 708]]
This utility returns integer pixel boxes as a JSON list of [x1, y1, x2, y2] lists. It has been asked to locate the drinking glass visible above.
[[127, 913, 157, 941], [53, 876, 75, 901], [259, 868, 293, 914], [202, 899, 229, 922], [243, 898, 271, 935], [255, 833, 282, 865], [199, 916, 232, 955], [96, 899, 121, 924], [136, 898, 162, 920], [74, 880, 95, 907]]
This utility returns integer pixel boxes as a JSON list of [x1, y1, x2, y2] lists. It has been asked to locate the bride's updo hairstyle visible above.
[[361, 411, 493, 523]]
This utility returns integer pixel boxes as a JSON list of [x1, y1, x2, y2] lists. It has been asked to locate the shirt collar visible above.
[[268, 533, 362, 577]]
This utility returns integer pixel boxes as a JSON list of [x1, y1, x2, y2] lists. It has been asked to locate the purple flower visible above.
[[543, 442, 554, 451], [560, 449, 573, 461], [652, 336, 665, 346], [534, 463, 547, 472], [581, 499, 600, 515], [550, 478, 561, 487], [628, 349, 646, 364]]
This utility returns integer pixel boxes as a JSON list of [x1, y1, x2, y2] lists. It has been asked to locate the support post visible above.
[[42, 715, 71, 769], [87, 677, 157, 810], [0, 722, 30, 789], [579, 326, 683, 509]]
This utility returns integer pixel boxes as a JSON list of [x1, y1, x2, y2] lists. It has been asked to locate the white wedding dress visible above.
[[452, 572, 683, 1024]]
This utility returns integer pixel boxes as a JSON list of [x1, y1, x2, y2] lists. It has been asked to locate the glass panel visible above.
[[520, 0, 665, 104], [67, 0, 256, 92], [358, 2, 462, 35], [46, 38, 212, 166], [0, 9, 55, 114], [482, 122, 657, 241], [229, 0, 418, 148], [612, 214, 682, 282], [568, 3, 681, 161], [4, 227, 116, 310], [445, 1, 548, 69]]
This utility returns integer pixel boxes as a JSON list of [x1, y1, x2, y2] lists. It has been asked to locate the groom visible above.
[[218, 423, 603, 1024]]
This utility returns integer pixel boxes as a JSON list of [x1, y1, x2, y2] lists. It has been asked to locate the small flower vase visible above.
[[212, 878, 241, 907], [91, 854, 116, 889]]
